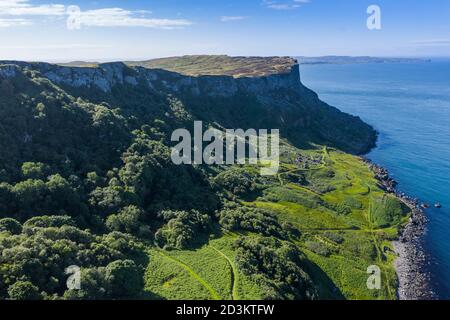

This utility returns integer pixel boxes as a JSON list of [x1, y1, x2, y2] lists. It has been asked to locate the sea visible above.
[[300, 60, 450, 299]]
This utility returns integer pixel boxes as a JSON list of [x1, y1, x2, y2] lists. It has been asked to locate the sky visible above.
[[0, 0, 449, 61]]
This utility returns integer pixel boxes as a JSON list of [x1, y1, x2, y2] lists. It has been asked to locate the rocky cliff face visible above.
[[1, 60, 302, 97], [0, 58, 377, 154]]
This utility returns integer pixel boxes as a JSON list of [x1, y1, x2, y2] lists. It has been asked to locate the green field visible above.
[[145, 234, 266, 300], [142, 147, 409, 300]]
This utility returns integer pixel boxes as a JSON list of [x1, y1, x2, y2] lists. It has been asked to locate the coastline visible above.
[[363, 158, 437, 300]]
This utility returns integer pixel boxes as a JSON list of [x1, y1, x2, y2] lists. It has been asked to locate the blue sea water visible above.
[[300, 61, 450, 299]]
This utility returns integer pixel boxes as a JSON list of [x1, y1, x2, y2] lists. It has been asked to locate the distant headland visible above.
[[296, 56, 431, 65]]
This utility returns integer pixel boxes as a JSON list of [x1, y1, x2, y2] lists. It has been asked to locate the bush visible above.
[[63, 268, 108, 300], [0, 218, 22, 234], [23, 215, 76, 229], [332, 203, 352, 215], [234, 236, 317, 300], [21, 162, 49, 180], [323, 231, 344, 244], [106, 205, 144, 235], [105, 260, 143, 298], [218, 206, 282, 237], [213, 167, 259, 197], [344, 197, 363, 209], [305, 241, 332, 257], [8, 281, 42, 300], [154, 210, 210, 249]]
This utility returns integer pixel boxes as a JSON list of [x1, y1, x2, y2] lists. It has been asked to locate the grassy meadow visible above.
[[143, 144, 409, 300]]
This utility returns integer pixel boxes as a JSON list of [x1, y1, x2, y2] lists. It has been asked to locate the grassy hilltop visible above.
[[0, 56, 407, 300], [60, 55, 297, 78], [126, 55, 297, 78]]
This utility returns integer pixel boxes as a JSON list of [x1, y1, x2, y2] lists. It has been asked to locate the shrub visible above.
[[213, 167, 259, 197], [0, 218, 22, 234], [323, 231, 344, 244], [305, 241, 332, 257], [344, 197, 363, 209], [155, 210, 210, 249], [21, 162, 49, 180], [105, 260, 143, 298], [106, 205, 144, 235], [8, 281, 42, 300], [234, 236, 318, 300], [218, 206, 282, 237]]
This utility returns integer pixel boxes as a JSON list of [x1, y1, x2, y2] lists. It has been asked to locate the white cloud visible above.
[[70, 7, 193, 29], [0, 18, 31, 27], [263, 0, 310, 10], [0, 0, 65, 16], [220, 16, 248, 22], [0, 1, 193, 29], [0, 43, 111, 49], [267, 4, 299, 10]]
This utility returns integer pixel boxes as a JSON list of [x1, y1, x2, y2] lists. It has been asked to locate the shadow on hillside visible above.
[[139, 291, 167, 300], [304, 259, 346, 300]]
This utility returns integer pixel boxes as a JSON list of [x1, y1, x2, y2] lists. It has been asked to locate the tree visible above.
[[12, 179, 47, 219], [0, 218, 22, 234], [23, 215, 76, 229], [213, 167, 259, 197], [218, 206, 282, 237], [0, 183, 14, 215], [106, 205, 144, 235], [234, 236, 318, 300], [63, 268, 108, 300], [89, 185, 136, 217], [21, 162, 49, 180], [105, 260, 143, 298], [155, 210, 210, 249], [8, 281, 42, 300]]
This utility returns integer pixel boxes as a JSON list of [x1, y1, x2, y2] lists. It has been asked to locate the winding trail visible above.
[[210, 245, 239, 300], [157, 250, 220, 300]]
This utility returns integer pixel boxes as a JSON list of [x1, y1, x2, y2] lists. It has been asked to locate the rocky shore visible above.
[[363, 158, 437, 300]]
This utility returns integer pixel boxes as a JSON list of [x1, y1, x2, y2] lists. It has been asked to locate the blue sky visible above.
[[0, 0, 449, 61]]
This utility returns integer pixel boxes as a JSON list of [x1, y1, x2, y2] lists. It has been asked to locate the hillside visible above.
[[0, 56, 405, 300], [126, 55, 297, 78]]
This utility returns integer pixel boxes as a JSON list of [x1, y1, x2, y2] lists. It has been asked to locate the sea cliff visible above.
[[0, 57, 377, 155]]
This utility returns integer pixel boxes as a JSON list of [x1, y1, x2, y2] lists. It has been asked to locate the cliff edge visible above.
[[0, 56, 377, 154]]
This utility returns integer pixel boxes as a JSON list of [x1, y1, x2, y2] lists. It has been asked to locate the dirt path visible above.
[[210, 245, 239, 300]]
